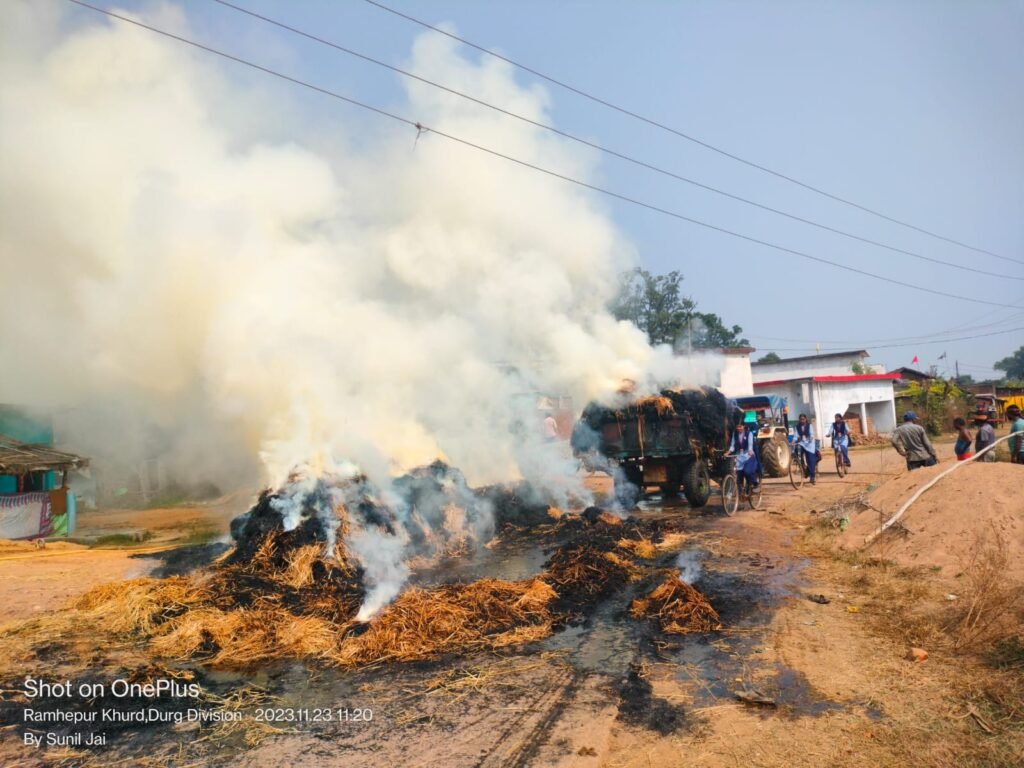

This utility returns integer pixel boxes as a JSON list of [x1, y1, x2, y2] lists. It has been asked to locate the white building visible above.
[[751, 350, 898, 440], [685, 347, 755, 398], [752, 349, 869, 381]]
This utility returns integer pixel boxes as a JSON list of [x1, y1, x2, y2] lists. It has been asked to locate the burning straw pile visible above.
[[61, 467, 540, 667], [2, 467, 719, 672], [631, 569, 722, 635]]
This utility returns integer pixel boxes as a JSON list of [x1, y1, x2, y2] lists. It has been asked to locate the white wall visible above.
[[719, 354, 753, 397], [751, 352, 866, 383], [813, 380, 896, 440], [755, 378, 896, 440]]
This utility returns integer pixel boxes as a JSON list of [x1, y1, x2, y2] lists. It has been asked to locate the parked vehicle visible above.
[[571, 387, 735, 508], [733, 395, 792, 478]]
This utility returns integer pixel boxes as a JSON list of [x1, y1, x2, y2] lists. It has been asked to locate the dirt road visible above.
[[0, 493, 250, 624], [2, 442, 1019, 767]]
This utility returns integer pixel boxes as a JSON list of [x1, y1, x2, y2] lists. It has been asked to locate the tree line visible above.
[[610, 268, 747, 351]]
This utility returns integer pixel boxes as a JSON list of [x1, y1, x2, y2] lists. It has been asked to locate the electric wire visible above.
[[66, 0, 1021, 311], [756, 325, 1023, 353], [749, 310, 1024, 345], [210, 0, 1018, 281], [362, 0, 1023, 267]]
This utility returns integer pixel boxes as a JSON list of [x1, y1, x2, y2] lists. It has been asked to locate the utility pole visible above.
[[955, 360, 960, 383]]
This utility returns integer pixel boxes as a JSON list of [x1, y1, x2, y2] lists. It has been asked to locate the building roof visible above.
[[0, 435, 88, 474], [754, 373, 900, 388], [892, 367, 931, 381], [687, 346, 755, 355], [751, 349, 868, 366]]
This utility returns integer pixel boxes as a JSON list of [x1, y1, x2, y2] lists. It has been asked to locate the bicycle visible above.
[[833, 442, 847, 478], [789, 442, 809, 489], [720, 456, 763, 515]]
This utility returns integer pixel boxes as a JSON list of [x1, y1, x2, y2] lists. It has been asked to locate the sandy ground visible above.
[[840, 459, 1024, 581], [74, 490, 253, 539], [1, 443, 1020, 767], [0, 493, 251, 624]]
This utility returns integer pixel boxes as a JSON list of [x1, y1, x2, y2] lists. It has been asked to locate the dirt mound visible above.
[[840, 461, 1024, 581]]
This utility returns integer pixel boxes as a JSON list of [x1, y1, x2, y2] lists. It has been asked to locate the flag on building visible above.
[[912, 355, 919, 364]]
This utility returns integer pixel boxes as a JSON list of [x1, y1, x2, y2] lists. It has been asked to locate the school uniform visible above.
[[827, 420, 851, 467], [730, 427, 760, 487], [795, 422, 817, 481]]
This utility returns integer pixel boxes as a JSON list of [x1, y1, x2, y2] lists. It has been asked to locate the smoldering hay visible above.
[[0, 3, 724, 614]]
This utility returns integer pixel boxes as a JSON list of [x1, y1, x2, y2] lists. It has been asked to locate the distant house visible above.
[[0, 406, 87, 539], [751, 351, 898, 440], [892, 367, 932, 384]]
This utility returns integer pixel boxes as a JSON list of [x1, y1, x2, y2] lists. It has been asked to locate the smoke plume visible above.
[[1, 3, 722, 613]]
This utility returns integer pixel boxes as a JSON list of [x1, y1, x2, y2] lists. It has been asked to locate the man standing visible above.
[[542, 411, 559, 443], [891, 411, 938, 470], [1008, 405, 1024, 464], [974, 412, 997, 461]]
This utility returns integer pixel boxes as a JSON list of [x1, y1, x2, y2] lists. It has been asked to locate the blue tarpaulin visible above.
[[735, 394, 787, 412]]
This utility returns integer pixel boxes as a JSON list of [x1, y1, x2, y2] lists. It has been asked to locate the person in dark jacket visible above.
[[891, 411, 937, 470]]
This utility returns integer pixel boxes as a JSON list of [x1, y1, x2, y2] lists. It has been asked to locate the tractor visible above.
[[733, 395, 792, 478], [571, 387, 736, 508]]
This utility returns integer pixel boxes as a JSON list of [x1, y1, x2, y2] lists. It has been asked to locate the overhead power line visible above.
[[756, 325, 1024, 353], [362, 0, 1024, 268], [210, 0, 1019, 282], [66, 0, 1020, 311], [750, 310, 1024, 346]]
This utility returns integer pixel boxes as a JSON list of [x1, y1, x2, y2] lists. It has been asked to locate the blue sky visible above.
[[64, 0, 1024, 378]]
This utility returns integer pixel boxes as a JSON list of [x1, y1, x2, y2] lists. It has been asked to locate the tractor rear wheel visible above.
[[760, 432, 791, 477], [682, 461, 711, 508]]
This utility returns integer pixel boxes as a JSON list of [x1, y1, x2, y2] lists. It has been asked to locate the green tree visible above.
[[610, 268, 747, 350], [994, 346, 1024, 380], [955, 373, 975, 385], [689, 312, 749, 349], [610, 268, 695, 346], [757, 352, 781, 363]]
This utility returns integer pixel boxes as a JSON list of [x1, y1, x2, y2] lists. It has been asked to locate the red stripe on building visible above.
[[754, 373, 900, 388]]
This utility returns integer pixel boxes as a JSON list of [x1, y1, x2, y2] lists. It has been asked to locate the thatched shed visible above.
[[0, 435, 88, 476], [0, 435, 87, 539]]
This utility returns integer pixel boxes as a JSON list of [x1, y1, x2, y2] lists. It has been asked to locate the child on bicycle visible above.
[[827, 413, 852, 468], [727, 411, 760, 490], [794, 413, 818, 485]]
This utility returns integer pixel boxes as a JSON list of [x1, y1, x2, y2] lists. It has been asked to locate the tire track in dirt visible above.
[[473, 667, 576, 768]]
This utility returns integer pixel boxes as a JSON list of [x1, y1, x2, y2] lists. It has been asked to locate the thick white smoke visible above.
[[1, 3, 721, 612]]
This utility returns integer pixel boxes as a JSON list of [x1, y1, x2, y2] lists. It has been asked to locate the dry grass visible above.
[[945, 524, 1024, 653], [617, 537, 658, 559], [331, 578, 555, 667], [631, 570, 721, 634], [802, 521, 1024, 767], [0, 514, 715, 673]]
